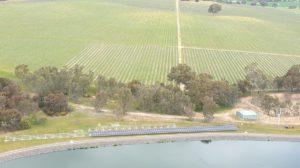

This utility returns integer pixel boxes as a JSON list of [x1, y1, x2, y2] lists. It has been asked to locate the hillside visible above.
[[0, 0, 299, 83]]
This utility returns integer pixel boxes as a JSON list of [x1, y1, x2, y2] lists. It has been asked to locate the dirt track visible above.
[[73, 93, 300, 125]]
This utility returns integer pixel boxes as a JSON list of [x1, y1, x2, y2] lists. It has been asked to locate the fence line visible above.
[[4, 123, 177, 142]]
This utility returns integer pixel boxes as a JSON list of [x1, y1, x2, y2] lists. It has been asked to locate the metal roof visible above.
[[237, 109, 257, 116]]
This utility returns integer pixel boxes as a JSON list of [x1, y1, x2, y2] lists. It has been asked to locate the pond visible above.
[[2, 140, 300, 168]]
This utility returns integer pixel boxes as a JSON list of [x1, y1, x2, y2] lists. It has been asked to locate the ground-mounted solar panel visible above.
[[88, 125, 238, 137]]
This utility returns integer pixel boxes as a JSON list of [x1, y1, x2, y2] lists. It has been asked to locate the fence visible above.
[[4, 131, 87, 142], [3, 123, 178, 142]]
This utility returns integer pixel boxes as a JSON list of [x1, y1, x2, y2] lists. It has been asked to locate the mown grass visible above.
[[1, 109, 299, 153], [0, 109, 205, 153], [238, 123, 300, 135]]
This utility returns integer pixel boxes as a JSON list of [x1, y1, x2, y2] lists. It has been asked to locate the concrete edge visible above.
[[1, 133, 300, 163]]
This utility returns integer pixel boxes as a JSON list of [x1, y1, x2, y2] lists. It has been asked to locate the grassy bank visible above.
[[1, 109, 300, 153], [0, 64, 15, 79]]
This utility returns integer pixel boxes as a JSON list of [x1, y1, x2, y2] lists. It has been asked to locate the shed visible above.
[[236, 109, 257, 121]]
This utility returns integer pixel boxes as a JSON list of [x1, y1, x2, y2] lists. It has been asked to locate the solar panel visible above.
[[89, 125, 238, 137]]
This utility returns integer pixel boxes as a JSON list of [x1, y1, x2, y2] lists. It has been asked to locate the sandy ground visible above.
[[73, 93, 300, 125], [215, 93, 300, 125]]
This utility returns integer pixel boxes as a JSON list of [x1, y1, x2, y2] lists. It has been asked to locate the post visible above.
[[277, 108, 281, 127]]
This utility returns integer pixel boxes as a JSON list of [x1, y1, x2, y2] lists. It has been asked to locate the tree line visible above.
[[0, 63, 299, 131]]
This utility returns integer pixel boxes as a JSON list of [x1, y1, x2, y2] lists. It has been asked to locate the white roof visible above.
[[237, 109, 257, 115]]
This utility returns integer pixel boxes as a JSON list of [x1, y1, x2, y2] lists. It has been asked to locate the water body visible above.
[[2, 140, 300, 168]]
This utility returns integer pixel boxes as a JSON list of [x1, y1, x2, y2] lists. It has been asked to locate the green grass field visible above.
[[0, 0, 299, 83]]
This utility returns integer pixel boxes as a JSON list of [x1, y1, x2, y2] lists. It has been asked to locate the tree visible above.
[[114, 87, 133, 119], [0, 78, 38, 115], [259, 1, 268, 7], [273, 76, 284, 91], [42, 92, 68, 116], [282, 65, 300, 92], [236, 79, 251, 95], [292, 103, 300, 116], [212, 80, 239, 107], [167, 64, 195, 85], [186, 73, 214, 107], [67, 65, 94, 101], [0, 109, 22, 131], [202, 96, 217, 122], [96, 76, 122, 98], [245, 63, 272, 92], [15, 65, 93, 100], [15, 96, 39, 115], [15, 64, 30, 81], [182, 99, 195, 121], [272, 3, 278, 7], [95, 90, 108, 112], [137, 84, 194, 116], [0, 96, 6, 110], [208, 4, 222, 15], [127, 80, 142, 97], [260, 95, 280, 116]]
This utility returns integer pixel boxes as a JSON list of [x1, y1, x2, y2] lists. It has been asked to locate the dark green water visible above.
[[2, 141, 300, 168]]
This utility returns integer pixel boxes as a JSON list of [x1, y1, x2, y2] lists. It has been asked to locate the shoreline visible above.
[[1, 133, 300, 163]]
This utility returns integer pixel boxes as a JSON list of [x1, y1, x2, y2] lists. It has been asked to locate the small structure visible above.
[[236, 109, 257, 121]]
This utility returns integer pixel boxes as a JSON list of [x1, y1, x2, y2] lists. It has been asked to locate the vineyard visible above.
[[182, 48, 300, 82], [66, 44, 178, 84], [0, 0, 300, 83]]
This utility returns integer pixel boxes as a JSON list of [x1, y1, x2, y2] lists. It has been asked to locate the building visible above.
[[236, 109, 257, 121]]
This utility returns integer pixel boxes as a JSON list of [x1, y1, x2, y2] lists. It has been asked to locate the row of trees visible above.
[[95, 76, 195, 120], [254, 94, 300, 117], [235, 63, 300, 117], [236, 63, 300, 95], [15, 65, 94, 116], [94, 64, 240, 121], [2, 63, 297, 131]]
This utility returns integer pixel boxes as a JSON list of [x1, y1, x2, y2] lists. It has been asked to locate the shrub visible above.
[[208, 4, 222, 14], [18, 120, 31, 130], [288, 5, 297, 9], [0, 109, 22, 131], [42, 92, 68, 116], [29, 113, 48, 125]]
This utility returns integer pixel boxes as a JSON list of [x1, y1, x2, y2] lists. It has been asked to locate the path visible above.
[[176, 0, 182, 64]]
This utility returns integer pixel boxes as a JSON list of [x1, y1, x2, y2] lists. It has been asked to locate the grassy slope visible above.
[[0, 64, 16, 79], [180, 2, 300, 81], [0, 109, 300, 153], [180, 2, 300, 54], [0, 0, 299, 83], [0, 0, 177, 83], [0, 109, 205, 153], [0, 0, 176, 67]]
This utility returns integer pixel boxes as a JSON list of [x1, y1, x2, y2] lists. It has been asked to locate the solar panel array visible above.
[[89, 125, 238, 137]]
